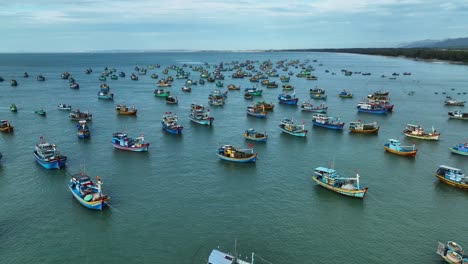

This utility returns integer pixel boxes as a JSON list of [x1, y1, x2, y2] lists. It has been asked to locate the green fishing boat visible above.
[[9, 104, 17, 112]]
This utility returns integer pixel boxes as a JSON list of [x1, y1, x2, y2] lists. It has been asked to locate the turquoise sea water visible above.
[[0, 52, 467, 263]]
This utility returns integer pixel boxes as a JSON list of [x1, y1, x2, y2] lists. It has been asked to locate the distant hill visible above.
[[400, 37, 468, 48]]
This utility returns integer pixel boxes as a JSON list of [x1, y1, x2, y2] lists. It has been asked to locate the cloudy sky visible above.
[[1, 0, 467, 52]]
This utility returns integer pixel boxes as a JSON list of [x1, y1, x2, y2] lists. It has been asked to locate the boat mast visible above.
[[356, 172, 360, 189], [251, 252, 254, 264]]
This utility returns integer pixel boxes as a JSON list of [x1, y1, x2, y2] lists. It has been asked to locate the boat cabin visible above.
[[436, 165, 466, 183]]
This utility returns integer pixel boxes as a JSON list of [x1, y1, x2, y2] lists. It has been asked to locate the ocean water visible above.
[[0, 51, 467, 264]]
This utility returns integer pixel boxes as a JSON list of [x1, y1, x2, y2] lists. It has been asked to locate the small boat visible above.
[[244, 87, 262, 96], [85, 68, 92, 74], [216, 81, 224, 87], [208, 247, 254, 264], [383, 139, 417, 157], [111, 132, 149, 152], [33, 137, 67, 169], [9, 104, 17, 112], [110, 74, 118, 80], [246, 106, 267, 118], [312, 114, 345, 130], [374, 90, 389, 96], [348, 120, 379, 133], [338, 89, 353, 98], [119, 72, 125, 77], [444, 96, 465, 106], [217, 145, 257, 163], [301, 101, 327, 113], [209, 96, 225, 106], [162, 112, 183, 134], [186, 79, 197, 85], [227, 84, 240, 90], [278, 92, 299, 105], [189, 104, 214, 126], [282, 84, 294, 90], [76, 120, 90, 139], [450, 143, 468, 156], [116, 104, 137, 115], [0, 120, 14, 133], [356, 102, 388, 114], [165, 95, 178, 104], [130, 74, 138, 81], [61, 72, 70, 79], [10, 79, 18, 86], [403, 124, 440, 140], [312, 167, 368, 198], [69, 109, 92, 121], [279, 118, 307, 137], [243, 128, 268, 142], [436, 241, 468, 264], [244, 92, 253, 99], [23, 72, 29, 78], [69, 83, 80, 89], [448, 110, 468, 120], [266, 82, 278, 88], [434, 165, 468, 190], [157, 80, 172, 87], [154, 89, 170, 97], [181, 85, 192, 92], [69, 173, 110, 210], [209, 89, 228, 99], [255, 101, 275, 111], [310, 87, 327, 99], [98, 91, 114, 100], [99, 76, 106, 81], [36, 75, 46, 81], [57, 104, 72, 110], [150, 74, 158, 79], [35, 108, 46, 116]]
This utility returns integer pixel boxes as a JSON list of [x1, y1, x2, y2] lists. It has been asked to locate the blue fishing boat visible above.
[[450, 143, 468, 156], [356, 102, 388, 114], [69, 83, 80, 89], [435, 165, 468, 190], [33, 137, 67, 169], [217, 145, 257, 163], [246, 106, 267, 118], [278, 92, 299, 105], [312, 167, 368, 198], [189, 104, 214, 126], [76, 120, 90, 139], [69, 173, 110, 210], [119, 72, 125, 77], [436, 241, 468, 264], [111, 132, 149, 152], [57, 103, 72, 110], [162, 112, 183, 134], [278, 118, 307, 137], [384, 139, 417, 157], [312, 114, 345, 130], [338, 89, 353, 98], [243, 129, 268, 142]]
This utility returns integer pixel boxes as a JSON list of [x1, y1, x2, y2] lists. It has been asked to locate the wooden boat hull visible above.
[[312, 177, 368, 198], [384, 144, 417, 157], [68, 185, 109, 210], [404, 132, 440, 140], [339, 94, 353, 98], [216, 153, 257, 163], [117, 110, 137, 115], [450, 147, 468, 156], [349, 127, 379, 133], [279, 126, 307, 137], [111, 142, 149, 152], [0, 126, 14, 133], [435, 174, 468, 190], [33, 152, 67, 169]]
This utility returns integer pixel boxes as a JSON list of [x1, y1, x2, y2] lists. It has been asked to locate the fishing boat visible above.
[[209, 96, 225, 106], [116, 104, 137, 115], [209, 89, 228, 99], [403, 124, 440, 140], [246, 106, 267, 118], [266, 82, 278, 88], [24, 72, 29, 78], [215, 81, 224, 87], [9, 104, 17, 112], [57, 104, 72, 110], [162, 112, 183, 134], [85, 68, 92, 74], [69, 173, 110, 210], [69, 83, 80, 89], [111, 132, 149, 152], [61, 72, 70, 79], [348, 120, 379, 133], [434, 165, 468, 190], [208, 248, 253, 264], [374, 90, 389, 96], [282, 84, 294, 90], [110, 74, 118, 80], [33, 137, 67, 169], [157, 80, 172, 87], [35, 108, 46, 116], [310, 88, 327, 99], [189, 104, 214, 126], [436, 241, 468, 264], [76, 120, 90, 139], [244, 92, 253, 99], [356, 102, 388, 114], [99, 76, 106, 81], [244, 87, 262, 96], [450, 143, 468, 156], [368, 100, 394, 112], [36, 75, 46, 81], [444, 97, 465, 106], [243, 129, 268, 142], [154, 89, 170, 97], [0, 120, 14, 133], [165, 95, 178, 104], [383, 139, 417, 157], [98, 90, 114, 99], [181, 85, 192, 92], [255, 101, 275, 111], [312, 114, 345, 130], [301, 101, 327, 113], [119, 72, 125, 77], [69, 109, 92, 121], [227, 84, 240, 90], [10, 79, 18, 86], [279, 118, 307, 137], [278, 92, 299, 105], [448, 110, 468, 120], [338, 89, 353, 98], [217, 145, 257, 163], [130, 74, 138, 81], [312, 167, 368, 198]]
